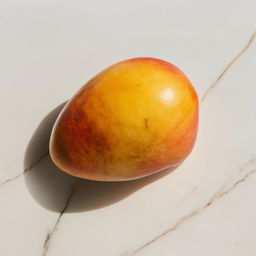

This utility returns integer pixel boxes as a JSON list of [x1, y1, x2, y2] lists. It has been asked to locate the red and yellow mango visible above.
[[50, 58, 199, 181]]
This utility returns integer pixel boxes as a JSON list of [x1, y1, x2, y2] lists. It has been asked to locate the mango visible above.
[[50, 58, 199, 181]]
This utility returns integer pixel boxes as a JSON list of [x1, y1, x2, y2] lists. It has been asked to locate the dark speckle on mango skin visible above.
[[72, 110, 83, 121], [144, 118, 148, 130]]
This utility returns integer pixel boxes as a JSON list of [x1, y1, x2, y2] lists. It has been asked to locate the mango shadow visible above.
[[24, 102, 178, 213]]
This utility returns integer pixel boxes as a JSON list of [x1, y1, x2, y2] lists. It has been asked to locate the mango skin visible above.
[[50, 57, 199, 181]]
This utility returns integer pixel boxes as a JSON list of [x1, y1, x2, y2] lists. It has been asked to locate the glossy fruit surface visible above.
[[50, 57, 199, 181]]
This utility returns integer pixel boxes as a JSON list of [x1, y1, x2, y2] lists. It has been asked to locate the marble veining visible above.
[[201, 31, 256, 102], [129, 156, 256, 255], [0, 152, 49, 187], [43, 186, 75, 256]]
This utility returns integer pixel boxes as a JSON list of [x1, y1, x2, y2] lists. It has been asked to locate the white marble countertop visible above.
[[0, 0, 256, 255]]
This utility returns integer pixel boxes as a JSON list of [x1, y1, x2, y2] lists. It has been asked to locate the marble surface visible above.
[[0, 0, 256, 255]]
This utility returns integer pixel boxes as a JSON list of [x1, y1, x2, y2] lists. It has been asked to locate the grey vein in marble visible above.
[[0, 152, 49, 187], [239, 154, 256, 171], [0, 172, 24, 187], [201, 31, 256, 102], [126, 156, 256, 255], [43, 185, 75, 256]]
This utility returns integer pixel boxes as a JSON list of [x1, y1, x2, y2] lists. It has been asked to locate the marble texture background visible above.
[[0, 0, 256, 255]]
